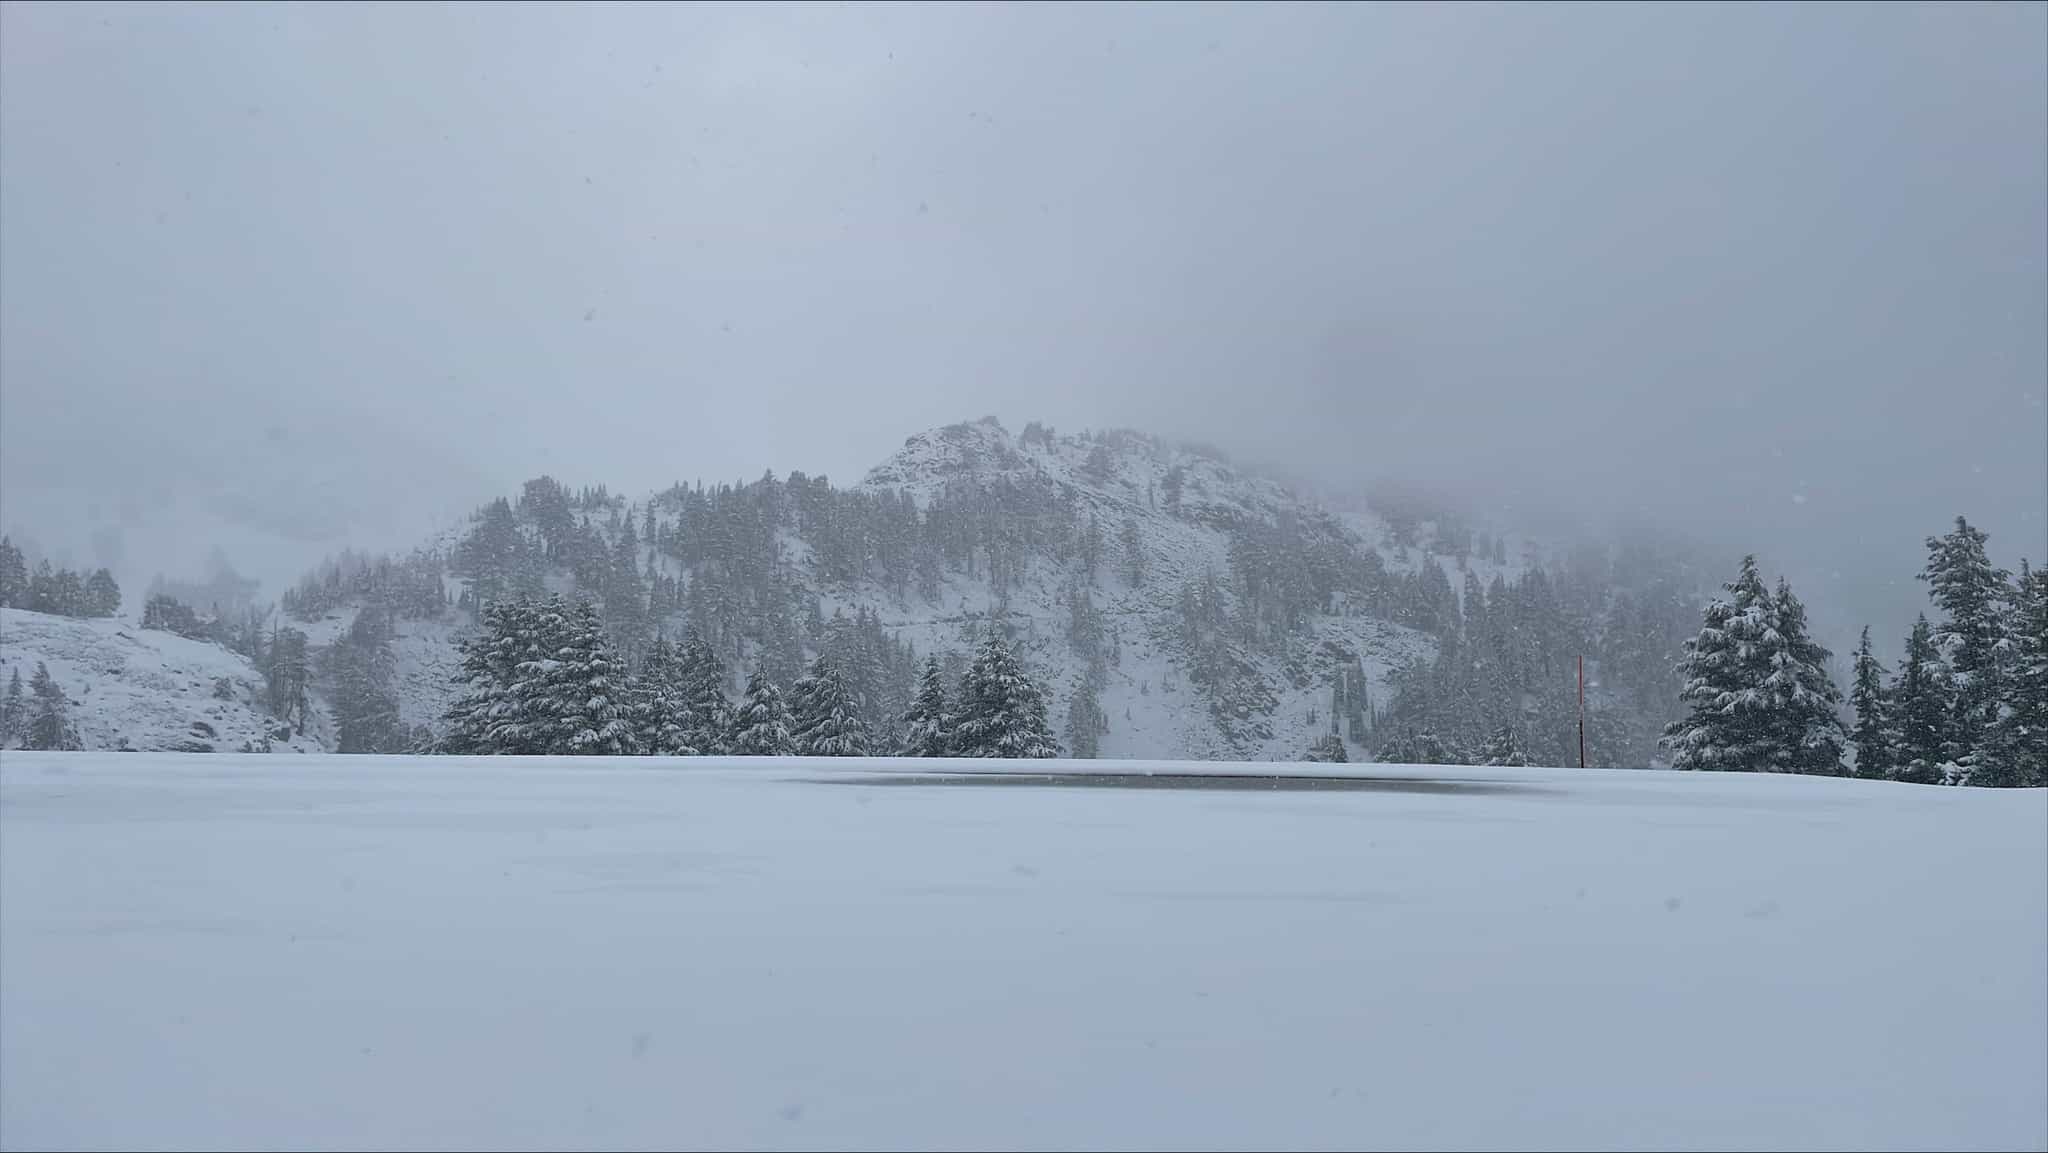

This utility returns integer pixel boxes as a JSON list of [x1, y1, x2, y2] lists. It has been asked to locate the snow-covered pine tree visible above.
[[636, 636, 694, 754], [458, 498, 529, 607], [1063, 677, 1104, 758], [1892, 615, 1956, 785], [790, 655, 870, 756], [266, 625, 311, 736], [1849, 626, 1892, 780], [1990, 561, 2046, 787], [899, 655, 951, 756], [1919, 517, 2010, 776], [1347, 660, 1370, 742], [25, 661, 77, 750], [605, 518, 648, 660], [1120, 516, 1145, 587], [677, 633, 735, 756], [760, 589, 806, 691], [1479, 724, 1528, 767], [1305, 733, 1348, 762], [82, 569, 121, 618], [1769, 578, 1847, 775], [1663, 556, 1779, 770], [488, 595, 581, 754], [1162, 466, 1185, 516], [0, 667, 23, 746], [1378, 729, 1452, 765], [951, 632, 1059, 758], [730, 669, 795, 756], [441, 597, 529, 754], [329, 605, 402, 753], [545, 599, 640, 755], [0, 537, 26, 608]]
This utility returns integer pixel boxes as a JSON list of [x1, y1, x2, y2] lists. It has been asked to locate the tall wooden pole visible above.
[[1577, 655, 1586, 768]]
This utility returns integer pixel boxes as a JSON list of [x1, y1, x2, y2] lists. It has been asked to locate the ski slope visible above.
[[2, 754, 2042, 1151]]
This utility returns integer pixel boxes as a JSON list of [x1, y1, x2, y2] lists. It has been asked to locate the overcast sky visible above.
[[2, 2, 2042, 651]]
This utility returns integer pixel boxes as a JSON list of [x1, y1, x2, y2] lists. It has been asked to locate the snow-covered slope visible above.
[[0, 609, 325, 752], [4, 753, 2041, 1150], [830, 419, 1439, 758], [850, 418, 1575, 759], [75, 417, 1675, 761]]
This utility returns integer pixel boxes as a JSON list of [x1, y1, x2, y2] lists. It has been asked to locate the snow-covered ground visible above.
[[2, 755, 2042, 1151]]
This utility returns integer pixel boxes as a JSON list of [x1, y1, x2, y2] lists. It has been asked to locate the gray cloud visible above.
[[3, 2, 2041, 651]]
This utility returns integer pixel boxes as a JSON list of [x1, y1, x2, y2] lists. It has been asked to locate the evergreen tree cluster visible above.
[[1839, 518, 2044, 787], [0, 540, 120, 619], [1656, 517, 2039, 786], [439, 596, 639, 755], [284, 549, 447, 621], [1373, 545, 1697, 767], [440, 603, 1060, 760], [1, 662, 80, 751]]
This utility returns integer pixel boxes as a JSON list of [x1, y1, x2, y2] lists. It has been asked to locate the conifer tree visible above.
[[1989, 561, 2046, 787], [1920, 517, 2009, 773], [636, 636, 693, 755], [442, 598, 530, 754], [605, 519, 648, 658], [0, 667, 24, 746], [1892, 615, 1955, 785], [1120, 516, 1146, 587], [677, 633, 735, 755], [1663, 557, 1779, 770], [1848, 626, 1892, 780], [83, 569, 121, 618], [484, 595, 580, 754], [1162, 466, 1185, 516], [522, 599, 640, 755], [1770, 578, 1848, 775], [952, 633, 1059, 758], [731, 669, 795, 756], [1662, 558, 1844, 772], [330, 605, 401, 753], [790, 655, 870, 756], [267, 625, 311, 735], [0, 537, 25, 609], [25, 661, 76, 750], [1305, 733, 1348, 762], [1479, 724, 1527, 767], [1063, 677, 1105, 758], [899, 655, 951, 756]]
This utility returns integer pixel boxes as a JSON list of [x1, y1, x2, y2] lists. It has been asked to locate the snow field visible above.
[[2, 754, 2042, 1150]]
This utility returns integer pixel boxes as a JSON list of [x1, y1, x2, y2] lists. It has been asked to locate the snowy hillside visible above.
[[125, 415, 1702, 764], [0, 609, 325, 753], [4, 753, 2041, 1150], [0, 417, 1706, 763], [842, 418, 1444, 759]]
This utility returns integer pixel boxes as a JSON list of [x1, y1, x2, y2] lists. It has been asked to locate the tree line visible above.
[[0, 663, 81, 751], [0, 538, 121, 619], [437, 593, 1058, 758], [1359, 536, 1701, 766], [1661, 517, 2041, 786]]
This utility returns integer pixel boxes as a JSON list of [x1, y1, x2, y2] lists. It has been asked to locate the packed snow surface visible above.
[[2, 754, 2042, 1151]]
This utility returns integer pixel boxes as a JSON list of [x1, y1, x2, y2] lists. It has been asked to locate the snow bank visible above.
[[3, 754, 2041, 1150]]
